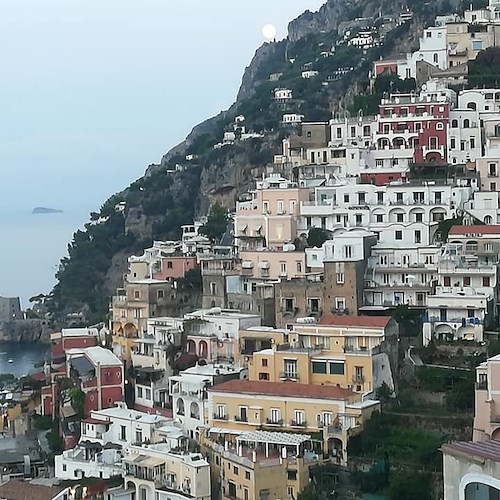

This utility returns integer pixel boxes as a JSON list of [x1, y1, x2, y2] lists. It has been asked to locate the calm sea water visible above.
[[0, 209, 88, 309], [0, 341, 50, 377]]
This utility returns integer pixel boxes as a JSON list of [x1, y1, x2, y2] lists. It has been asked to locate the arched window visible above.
[[199, 340, 208, 359], [190, 402, 200, 419], [467, 102, 477, 111], [177, 398, 185, 416], [186, 339, 196, 354], [451, 119, 458, 128], [484, 215, 493, 224], [463, 119, 470, 128]]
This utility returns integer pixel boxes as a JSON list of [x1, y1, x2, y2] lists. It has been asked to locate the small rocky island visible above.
[[32, 207, 63, 214]]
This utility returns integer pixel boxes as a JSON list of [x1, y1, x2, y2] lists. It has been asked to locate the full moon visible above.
[[262, 23, 277, 41]]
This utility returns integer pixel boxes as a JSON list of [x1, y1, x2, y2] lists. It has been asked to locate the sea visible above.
[[0, 209, 88, 373]]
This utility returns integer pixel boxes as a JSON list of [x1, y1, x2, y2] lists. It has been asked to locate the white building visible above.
[[301, 70, 319, 79], [184, 308, 261, 363], [55, 403, 180, 480], [422, 226, 500, 344], [122, 444, 211, 500], [448, 108, 482, 164], [169, 363, 244, 439], [464, 191, 500, 224], [282, 113, 305, 124], [274, 88, 293, 100]]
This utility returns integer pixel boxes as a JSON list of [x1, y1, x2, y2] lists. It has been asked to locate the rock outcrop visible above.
[[0, 319, 50, 343]]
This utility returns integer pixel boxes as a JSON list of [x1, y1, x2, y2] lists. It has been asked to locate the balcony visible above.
[[265, 418, 284, 426], [352, 375, 365, 383], [279, 372, 300, 381], [289, 420, 307, 428], [234, 415, 248, 423], [213, 413, 228, 421], [476, 381, 488, 390]]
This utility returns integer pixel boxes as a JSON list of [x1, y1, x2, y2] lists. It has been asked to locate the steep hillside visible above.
[[47, 0, 461, 325]]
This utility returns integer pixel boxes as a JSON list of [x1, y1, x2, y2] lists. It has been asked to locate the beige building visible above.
[[111, 279, 183, 365], [207, 379, 379, 466], [242, 315, 398, 395], [442, 440, 500, 500], [235, 175, 309, 252], [474, 354, 500, 441], [240, 250, 307, 281], [208, 430, 322, 500]]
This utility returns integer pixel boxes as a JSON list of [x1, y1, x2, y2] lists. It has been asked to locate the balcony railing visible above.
[[234, 415, 248, 422], [213, 413, 228, 421], [289, 420, 307, 428], [352, 375, 365, 383], [266, 418, 283, 426], [279, 372, 300, 381], [476, 381, 488, 390]]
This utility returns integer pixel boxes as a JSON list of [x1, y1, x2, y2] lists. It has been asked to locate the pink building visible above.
[[152, 256, 197, 280], [235, 176, 309, 251], [474, 354, 500, 441], [240, 250, 307, 280]]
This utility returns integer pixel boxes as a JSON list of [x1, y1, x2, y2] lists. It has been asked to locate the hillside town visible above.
[[5, 1, 500, 500]]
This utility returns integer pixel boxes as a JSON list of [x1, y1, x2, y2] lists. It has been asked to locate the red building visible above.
[[152, 256, 197, 280], [376, 94, 449, 165]]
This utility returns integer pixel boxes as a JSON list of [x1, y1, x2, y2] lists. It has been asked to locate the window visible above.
[[336, 128, 342, 139], [471, 137, 476, 148], [157, 290, 164, 299], [358, 192, 366, 204], [444, 276, 451, 287], [310, 298, 320, 312], [395, 230, 402, 240], [450, 138, 456, 149], [491, 182, 497, 191], [343, 245, 353, 259], [344, 194, 349, 203], [355, 214, 362, 225], [120, 425, 126, 441], [166, 261, 173, 269], [436, 122, 444, 130], [490, 163, 497, 176], [415, 212, 423, 222], [350, 126, 356, 138], [245, 471, 251, 480], [377, 192, 384, 204], [285, 298, 294, 312], [270, 408, 281, 423], [233, 466, 239, 475], [261, 358, 268, 367], [284, 359, 297, 378], [312, 361, 327, 374], [134, 290, 140, 299], [294, 410, 305, 425], [263, 201, 269, 213], [329, 362, 345, 375], [414, 230, 421, 244], [483, 276, 491, 287], [244, 489, 250, 500], [209, 282, 217, 295], [396, 192, 403, 203], [336, 262, 345, 283], [396, 213, 404, 222], [277, 200, 284, 214], [464, 276, 471, 286], [376, 159, 383, 167], [463, 119, 470, 128], [137, 386, 143, 398], [145, 388, 151, 399], [433, 53, 438, 64], [216, 404, 226, 419], [280, 262, 287, 275], [451, 119, 458, 128], [135, 429, 142, 444], [287, 470, 298, 481], [335, 297, 346, 311], [259, 372, 270, 380], [296, 262, 302, 273], [376, 214, 383, 222]]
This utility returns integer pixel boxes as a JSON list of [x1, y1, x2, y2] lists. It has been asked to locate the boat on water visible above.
[[8, 359, 13, 364]]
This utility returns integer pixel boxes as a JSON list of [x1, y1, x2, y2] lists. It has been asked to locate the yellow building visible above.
[[207, 379, 379, 465], [237, 326, 290, 367], [208, 430, 321, 500], [245, 315, 398, 395]]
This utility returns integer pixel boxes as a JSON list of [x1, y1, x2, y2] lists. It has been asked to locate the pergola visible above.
[[236, 430, 312, 458]]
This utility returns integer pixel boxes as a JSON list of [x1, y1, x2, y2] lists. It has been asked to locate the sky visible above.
[[0, 0, 325, 215]]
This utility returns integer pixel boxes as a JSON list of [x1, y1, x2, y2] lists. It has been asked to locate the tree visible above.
[[469, 47, 500, 87], [388, 470, 431, 500], [69, 388, 85, 419], [199, 203, 229, 243], [392, 304, 422, 337], [178, 267, 202, 290], [307, 227, 330, 248]]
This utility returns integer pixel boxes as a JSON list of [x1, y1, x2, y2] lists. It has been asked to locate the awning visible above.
[[258, 261, 270, 269], [208, 427, 244, 435]]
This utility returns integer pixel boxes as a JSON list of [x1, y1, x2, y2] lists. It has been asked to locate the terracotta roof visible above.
[[318, 315, 392, 328], [0, 480, 64, 500], [209, 379, 355, 400], [449, 225, 500, 236], [442, 440, 500, 462]]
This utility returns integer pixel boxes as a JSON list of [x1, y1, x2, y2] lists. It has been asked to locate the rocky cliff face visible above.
[[0, 319, 50, 343]]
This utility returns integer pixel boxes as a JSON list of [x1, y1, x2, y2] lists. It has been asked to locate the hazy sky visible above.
[[0, 0, 325, 214]]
